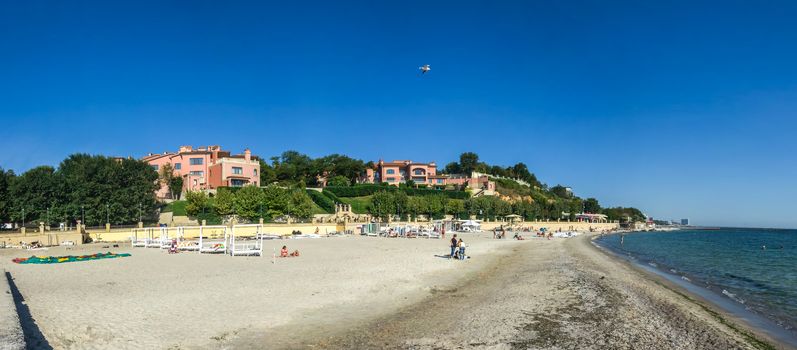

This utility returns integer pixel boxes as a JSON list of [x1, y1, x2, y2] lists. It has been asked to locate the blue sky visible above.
[[1, 1, 796, 228]]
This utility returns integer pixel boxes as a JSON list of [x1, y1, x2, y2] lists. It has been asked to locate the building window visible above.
[[437, 179, 444, 184], [232, 167, 243, 175], [151, 164, 158, 171], [230, 179, 246, 187], [193, 179, 198, 186], [174, 163, 181, 170], [189, 158, 203, 165], [386, 169, 395, 174], [413, 169, 425, 175], [254, 169, 257, 176], [189, 171, 204, 177], [386, 177, 396, 182]]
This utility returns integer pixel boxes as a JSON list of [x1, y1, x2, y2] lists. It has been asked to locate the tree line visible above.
[[258, 151, 369, 187], [0, 154, 159, 227], [184, 186, 315, 225]]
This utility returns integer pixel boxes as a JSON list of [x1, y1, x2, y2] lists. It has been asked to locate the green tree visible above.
[[258, 159, 277, 186], [327, 175, 350, 187], [214, 188, 235, 216], [550, 185, 571, 198], [287, 190, 314, 219], [158, 163, 175, 198], [584, 198, 601, 213], [9, 166, 59, 224], [407, 196, 426, 220], [447, 199, 465, 218], [262, 185, 290, 218], [233, 185, 265, 221], [494, 199, 512, 218], [0, 168, 15, 224], [425, 195, 445, 220], [393, 191, 409, 220], [313, 154, 366, 184], [274, 150, 314, 185], [459, 152, 480, 175], [185, 191, 209, 217], [168, 176, 183, 200], [443, 162, 461, 174], [369, 191, 396, 221]]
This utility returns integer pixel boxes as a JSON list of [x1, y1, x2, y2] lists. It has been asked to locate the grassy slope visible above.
[[338, 196, 372, 214], [163, 200, 188, 216], [310, 201, 329, 215]]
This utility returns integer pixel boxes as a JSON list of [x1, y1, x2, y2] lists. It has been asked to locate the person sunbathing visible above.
[[280, 245, 289, 257], [290, 250, 300, 257]]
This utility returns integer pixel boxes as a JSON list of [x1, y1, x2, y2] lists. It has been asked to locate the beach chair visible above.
[[229, 224, 263, 257], [198, 225, 229, 254]]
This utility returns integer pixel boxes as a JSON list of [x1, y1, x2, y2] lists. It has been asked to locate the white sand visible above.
[[0, 234, 517, 349]]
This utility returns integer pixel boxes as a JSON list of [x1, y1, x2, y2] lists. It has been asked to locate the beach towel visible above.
[[12, 252, 132, 264]]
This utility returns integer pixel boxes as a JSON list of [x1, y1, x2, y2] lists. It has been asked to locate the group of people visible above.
[[280, 245, 300, 257], [449, 234, 467, 260]]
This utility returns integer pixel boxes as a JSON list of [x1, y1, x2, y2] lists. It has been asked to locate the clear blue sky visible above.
[[1, 1, 796, 228]]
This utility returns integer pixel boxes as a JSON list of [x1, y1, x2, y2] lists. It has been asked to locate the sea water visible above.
[[595, 228, 797, 341]]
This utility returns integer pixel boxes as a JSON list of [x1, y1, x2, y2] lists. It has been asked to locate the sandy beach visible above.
[[1, 232, 791, 350]]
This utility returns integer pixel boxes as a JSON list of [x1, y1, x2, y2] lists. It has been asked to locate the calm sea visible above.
[[595, 228, 797, 340]]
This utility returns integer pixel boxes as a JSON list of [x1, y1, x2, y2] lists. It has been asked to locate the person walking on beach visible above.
[[450, 234, 458, 259], [457, 238, 466, 260]]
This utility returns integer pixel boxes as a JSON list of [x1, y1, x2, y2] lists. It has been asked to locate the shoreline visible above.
[[592, 231, 797, 349], [591, 234, 795, 350]]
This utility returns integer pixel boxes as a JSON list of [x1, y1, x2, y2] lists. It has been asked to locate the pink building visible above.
[[361, 160, 440, 186], [143, 145, 261, 199], [359, 159, 496, 195], [446, 173, 496, 193]]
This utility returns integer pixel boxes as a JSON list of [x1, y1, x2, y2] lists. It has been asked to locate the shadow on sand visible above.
[[5, 271, 52, 350]]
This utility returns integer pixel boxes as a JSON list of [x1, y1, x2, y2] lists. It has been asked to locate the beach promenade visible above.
[[0, 231, 787, 349]]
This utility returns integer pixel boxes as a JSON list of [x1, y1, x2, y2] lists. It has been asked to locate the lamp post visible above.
[[139, 202, 143, 223], [81, 205, 85, 225], [106, 203, 110, 225], [22, 208, 25, 228]]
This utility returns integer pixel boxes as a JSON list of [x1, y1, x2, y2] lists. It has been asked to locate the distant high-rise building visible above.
[[681, 218, 689, 226]]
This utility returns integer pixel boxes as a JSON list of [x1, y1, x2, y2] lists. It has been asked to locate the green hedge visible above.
[[321, 189, 344, 204], [324, 184, 469, 199], [306, 189, 335, 213]]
